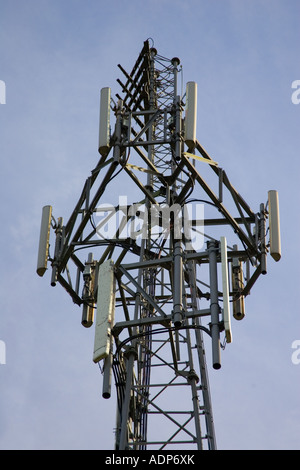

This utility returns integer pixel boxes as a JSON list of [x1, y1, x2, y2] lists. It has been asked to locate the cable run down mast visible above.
[[37, 40, 281, 450]]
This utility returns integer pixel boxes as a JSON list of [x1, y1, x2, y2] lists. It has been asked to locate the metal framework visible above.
[[37, 40, 281, 450]]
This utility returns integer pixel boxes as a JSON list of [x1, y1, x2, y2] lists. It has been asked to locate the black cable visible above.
[[185, 198, 218, 209], [114, 324, 211, 359]]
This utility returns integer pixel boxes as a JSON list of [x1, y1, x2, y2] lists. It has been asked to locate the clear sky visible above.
[[0, 0, 299, 450]]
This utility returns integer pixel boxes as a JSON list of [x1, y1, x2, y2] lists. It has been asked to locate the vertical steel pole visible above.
[[173, 240, 183, 327], [51, 217, 64, 287], [187, 259, 217, 449], [118, 236, 146, 449], [102, 352, 113, 399], [118, 351, 135, 450], [113, 99, 123, 165], [183, 320, 203, 450], [260, 203, 267, 275], [208, 241, 221, 370], [172, 55, 183, 327], [115, 94, 137, 450]]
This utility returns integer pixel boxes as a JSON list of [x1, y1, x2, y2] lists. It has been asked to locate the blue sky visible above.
[[0, 0, 299, 450]]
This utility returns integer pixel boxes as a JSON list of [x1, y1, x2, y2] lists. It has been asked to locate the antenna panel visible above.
[[36, 205, 52, 277], [220, 237, 232, 343], [268, 190, 281, 262], [185, 81, 197, 149], [98, 87, 111, 156], [93, 259, 115, 363]]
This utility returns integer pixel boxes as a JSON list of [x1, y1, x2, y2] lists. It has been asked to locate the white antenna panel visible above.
[[220, 237, 232, 343], [268, 190, 281, 262], [93, 259, 115, 363], [98, 87, 111, 156], [36, 205, 52, 277], [185, 81, 197, 150]]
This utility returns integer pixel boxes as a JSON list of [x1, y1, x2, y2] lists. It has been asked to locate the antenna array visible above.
[[37, 40, 281, 450]]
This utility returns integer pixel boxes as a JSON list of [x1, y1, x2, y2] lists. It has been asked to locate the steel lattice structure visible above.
[[37, 40, 281, 450]]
